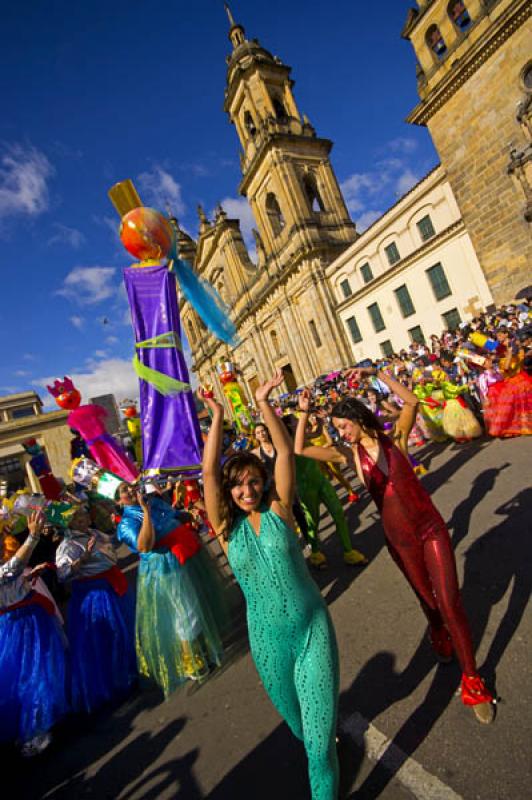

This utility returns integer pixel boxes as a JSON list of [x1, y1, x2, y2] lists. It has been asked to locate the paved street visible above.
[[12, 435, 532, 800]]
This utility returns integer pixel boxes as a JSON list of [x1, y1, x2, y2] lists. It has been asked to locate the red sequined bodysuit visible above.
[[357, 433, 476, 675]]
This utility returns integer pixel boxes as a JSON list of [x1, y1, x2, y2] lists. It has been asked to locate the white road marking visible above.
[[342, 711, 463, 800]]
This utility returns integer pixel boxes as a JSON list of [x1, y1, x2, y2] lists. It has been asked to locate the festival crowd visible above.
[[0, 299, 530, 798]]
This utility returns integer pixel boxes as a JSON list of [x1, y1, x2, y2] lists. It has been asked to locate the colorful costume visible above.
[[228, 506, 339, 800], [295, 455, 366, 566], [439, 381, 482, 441], [217, 360, 254, 433], [0, 541, 68, 750], [357, 434, 491, 707], [117, 497, 226, 695], [22, 439, 62, 501], [483, 354, 532, 437], [413, 383, 447, 442], [476, 368, 502, 407], [56, 528, 137, 713]]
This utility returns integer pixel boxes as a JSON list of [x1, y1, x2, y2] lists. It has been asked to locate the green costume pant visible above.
[[295, 455, 352, 554], [228, 507, 340, 800]]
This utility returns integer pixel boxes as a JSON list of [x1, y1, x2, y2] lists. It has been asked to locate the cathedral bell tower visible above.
[[223, 5, 357, 270]]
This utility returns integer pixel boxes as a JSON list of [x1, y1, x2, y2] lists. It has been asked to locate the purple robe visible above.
[[123, 264, 202, 472]]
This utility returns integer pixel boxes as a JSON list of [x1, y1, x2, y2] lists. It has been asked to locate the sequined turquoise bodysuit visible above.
[[228, 506, 339, 800]]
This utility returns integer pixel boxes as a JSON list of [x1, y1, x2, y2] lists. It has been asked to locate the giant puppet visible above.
[[216, 360, 253, 433], [108, 180, 236, 475], [47, 378, 139, 483]]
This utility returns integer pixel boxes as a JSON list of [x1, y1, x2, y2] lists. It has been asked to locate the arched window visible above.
[[303, 174, 325, 213], [447, 0, 471, 30], [272, 97, 288, 122], [243, 110, 257, 137], [426, 24, 447, 59], [265, 192, 286, 237], [187, 319, 197, 345], [270, 330, 280, 355]]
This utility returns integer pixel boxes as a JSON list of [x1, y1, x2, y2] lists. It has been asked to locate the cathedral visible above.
[[181, 1, 532, 402], [180, 7, 359, 400]]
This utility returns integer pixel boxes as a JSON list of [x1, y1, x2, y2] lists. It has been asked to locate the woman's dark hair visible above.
[[366, 387, 382, 403], [219, 452, 269, 540], [330, 398, 383, 434], [254, 422, 270, 437]]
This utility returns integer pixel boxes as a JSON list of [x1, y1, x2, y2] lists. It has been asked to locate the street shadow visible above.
[[462, 487, 532, 685], [344, 486, 531, 798], [447, 463, 510, 549], [206, 721, 310, 799], [10, 689, 202, 800]]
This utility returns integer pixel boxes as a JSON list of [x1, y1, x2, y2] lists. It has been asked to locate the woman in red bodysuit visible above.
[[295, 366, 495, 724]]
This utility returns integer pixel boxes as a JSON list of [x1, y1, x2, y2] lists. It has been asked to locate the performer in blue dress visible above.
[[117, 487, 226, 696], [0, 512, 68, 756], [56, 505, 137, 713]]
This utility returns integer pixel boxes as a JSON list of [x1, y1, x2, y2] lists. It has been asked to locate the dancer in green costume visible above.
[[294, 449, 367, 569], [201, 372, 340, 800]]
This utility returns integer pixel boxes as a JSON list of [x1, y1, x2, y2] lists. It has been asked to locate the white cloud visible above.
[[57, 266, 117, 305], [387, 137, 418, 154], [137, 166, 185, 215], [0, 144, 54, 219], [34, 357, 141, 408], [340, 172, 389, 213], [340, 144, 422, 221], [94, 349, 108, 358], [15, 370, 30, 377], [106, 335, 119, 345], [396, 168, 420, 196], [69, 315, 85, 329], [356, 209, 383, 232], [23, 353, 35, 361], [48, 223, 86, 249]]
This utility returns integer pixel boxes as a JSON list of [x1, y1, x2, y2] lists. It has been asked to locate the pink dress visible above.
[[68, 404, 138, 482]]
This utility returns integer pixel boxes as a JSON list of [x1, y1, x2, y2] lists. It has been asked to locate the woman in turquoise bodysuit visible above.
[[201, 371, 340, 800]]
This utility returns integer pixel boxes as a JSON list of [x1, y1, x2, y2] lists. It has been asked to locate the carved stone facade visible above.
[[180, 12, 357, 403], [403, 0, 532, 303]]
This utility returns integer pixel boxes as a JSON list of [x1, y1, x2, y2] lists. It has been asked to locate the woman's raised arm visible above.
[[255, 371, 295, 510], [199, 389, 225, 534]]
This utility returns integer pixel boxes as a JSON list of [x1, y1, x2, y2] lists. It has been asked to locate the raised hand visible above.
[[28, 510, 44, 538], [197, 387, 223, 413], [255, 369, 284, 403], [298, 388, 312, 412]]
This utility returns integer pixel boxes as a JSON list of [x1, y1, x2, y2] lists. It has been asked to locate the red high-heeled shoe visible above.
[[461, 673, 495, 724]]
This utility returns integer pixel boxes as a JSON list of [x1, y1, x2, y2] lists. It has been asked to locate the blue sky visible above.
[[0, 0, 438, 405]]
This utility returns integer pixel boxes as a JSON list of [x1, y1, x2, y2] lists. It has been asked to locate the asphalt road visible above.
[[9, 435, 532, 800]]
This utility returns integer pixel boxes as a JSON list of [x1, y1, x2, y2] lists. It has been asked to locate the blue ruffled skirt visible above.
[[136, 548, 228, 696], [68, 578, 137, 713], [0, 602, 68, 745]]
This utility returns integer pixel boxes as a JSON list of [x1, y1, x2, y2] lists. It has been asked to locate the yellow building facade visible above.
[[0, 391, 73, 491], [181, 12, 358, 402], [327, 165, 494, 361], [403, 0, 532, 303]]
